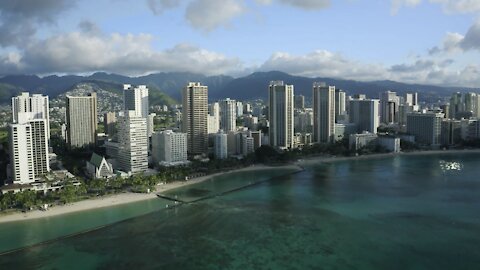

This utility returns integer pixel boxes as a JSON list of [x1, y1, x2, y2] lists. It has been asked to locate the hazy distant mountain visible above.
[[217, 71, 475, 103], [0, 71, 477, 104]]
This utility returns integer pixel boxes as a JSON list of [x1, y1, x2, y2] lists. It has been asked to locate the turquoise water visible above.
[[1, 154, 480, 269]]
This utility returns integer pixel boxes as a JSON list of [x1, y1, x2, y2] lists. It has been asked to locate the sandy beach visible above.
[[3, 148, 475, 224], [0, 164, 301, 224]]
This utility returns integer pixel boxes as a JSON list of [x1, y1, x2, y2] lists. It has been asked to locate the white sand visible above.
[[0, 164, 302, 224]]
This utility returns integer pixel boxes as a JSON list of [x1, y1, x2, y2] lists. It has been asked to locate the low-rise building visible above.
[[86, 153, 114, 179]]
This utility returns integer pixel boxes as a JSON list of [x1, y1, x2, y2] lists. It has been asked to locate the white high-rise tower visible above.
[[117, 111, 149, 174], [219, 98, 237, 132], [12, 92, 50, 138]]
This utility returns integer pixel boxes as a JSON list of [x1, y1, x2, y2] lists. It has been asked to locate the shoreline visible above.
[[297, 148, 480, 165], [0, 164, 300, 224], [1, 149, 476, 224]]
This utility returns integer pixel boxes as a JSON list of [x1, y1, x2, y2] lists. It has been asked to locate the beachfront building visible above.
[[406, 111, 444, 146], [268, 81, 294, 149], [349, 132, 378, 151], [313, 82, 335, 143], [12, 92, 50, 139], [182, 82, 208, 155], [151, 130, 188, 167], [66, 93, 98, 148], [8, 114, 50, 184], [86, 153, 114, 179], [117, 111, 148, 174], [349, 98, 380, 134]]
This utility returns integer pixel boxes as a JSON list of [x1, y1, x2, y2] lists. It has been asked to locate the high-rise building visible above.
[[449, 92, 463, 119], [9, 123, 35, 184], [335, 89, 346, 121], [123, 84, 149, 118], [117, 111, 148, 174], [380, 91, 400, 124], [405, 93, 418, 106], [214, 130, 228, 159], [66, 93, 97, 148], [294, 108, 313, 133], [124, 84, 150, 138], [464, 93, 477, 114], [8, 115, 49, 184], [244, 115, 259, 131], [12, 92, 50, 138], [219, 98, 237, 132], [313, 82, 335, 143], [406, 112, 444, 145], [152, 130, 188, 166], [294, 95, 305, 110], [236, 101, 244, 117], [243, 103, 252, 114], [349, 99, 380, 134], [182, 82, 208, 155], [207, 114, 220, 134], [104, 112, 117, 136], [208, 102, 220, 134], [268, 81, 294, 149], [147, 113, 156, 138]]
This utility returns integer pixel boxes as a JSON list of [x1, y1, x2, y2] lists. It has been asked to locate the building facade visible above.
[[152, 130, 188, 166], [117, 111, 149, 174], [349, 99, 380, 134], [313, 82, 335, 143], [268, 81, 294, 149], [182, 82, 208, 155], [406, 112, 444, 145], [219, 98, 237, 132], [66, 93, 98, 148]]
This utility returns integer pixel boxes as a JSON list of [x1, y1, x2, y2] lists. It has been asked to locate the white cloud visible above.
[[185, 0, 246, 32], [430, 0, 480, 14], [147, 0, 181, 15], [429, 20, 480, 54], [391, 0, 421, 15], [255, 49, 480, 87], [259, 50, 387, 81], [0, 29, 242, 76], [392, 0, 480, 14], [0, 0, 75, 47], [255, 0, 330, 10]]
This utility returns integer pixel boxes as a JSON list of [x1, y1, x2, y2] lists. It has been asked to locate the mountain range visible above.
[[0, 71, 477, 105]]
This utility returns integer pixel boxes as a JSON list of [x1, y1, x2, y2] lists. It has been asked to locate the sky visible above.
[[0, 0, 480, 87]]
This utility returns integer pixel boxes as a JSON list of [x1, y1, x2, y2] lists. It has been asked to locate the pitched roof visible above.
[[89, 153, 105, 168]]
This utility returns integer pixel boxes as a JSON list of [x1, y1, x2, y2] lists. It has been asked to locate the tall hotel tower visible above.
[[219, 98, 237, 132], [66, 93, 98, 148], [10, 92, 50, 184], [313, 82, 335, 143], [182, 82, 208, 155], [268, 81, 294, 149], [123, 84, 149, 118], [12, 92, 50, 138]]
